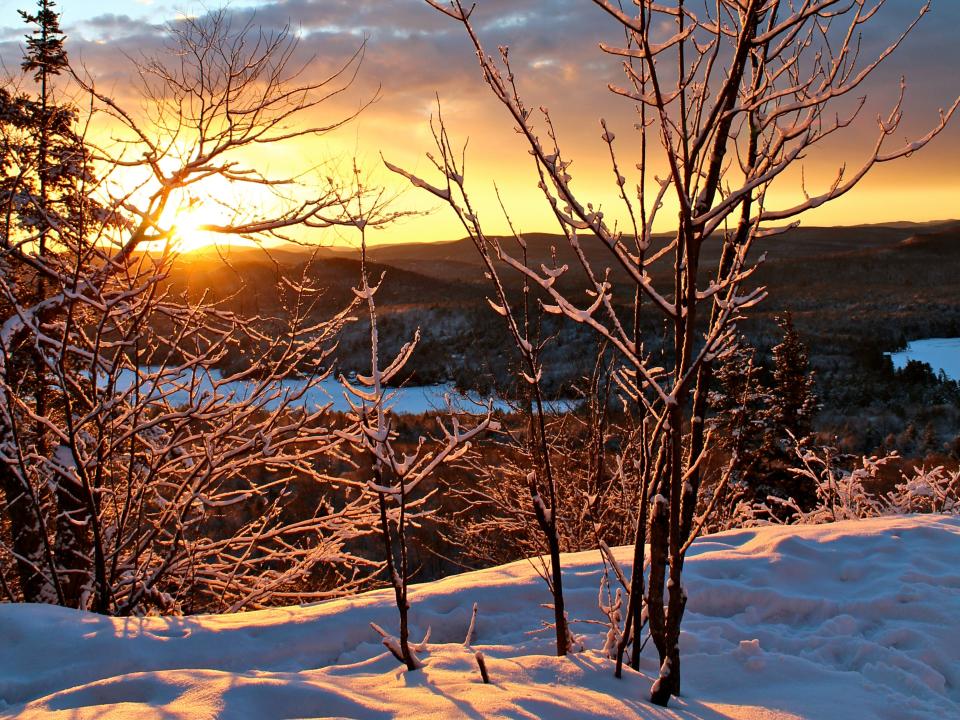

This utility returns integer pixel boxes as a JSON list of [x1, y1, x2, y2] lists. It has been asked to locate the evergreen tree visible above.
[[19, 0, 68, 258], [708, 318, 821, 515], [766, 312, 818, 443], [1, 1, 99, 606], [708, 338, 770, 486], [757, 313, 820, 511], [704, 338, 774, 527], [20, 0, 67, 79]]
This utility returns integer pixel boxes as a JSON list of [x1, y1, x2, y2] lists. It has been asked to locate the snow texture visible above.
[[1, 515, 958, 719]]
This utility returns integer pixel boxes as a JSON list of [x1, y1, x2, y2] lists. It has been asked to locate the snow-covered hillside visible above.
[[2, 515, 957, 719]]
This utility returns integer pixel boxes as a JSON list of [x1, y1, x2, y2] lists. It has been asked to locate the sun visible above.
[[169, 202, 224, 253], [144, 174, 282, 255], [159, 181, 274, 255]]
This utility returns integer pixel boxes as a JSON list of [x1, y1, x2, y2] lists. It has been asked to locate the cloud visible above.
[[0, 0, 956, 241]]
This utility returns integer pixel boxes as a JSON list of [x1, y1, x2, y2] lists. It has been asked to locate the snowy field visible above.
[[887, 338, 960, 381], [1, 515, 958, 719]]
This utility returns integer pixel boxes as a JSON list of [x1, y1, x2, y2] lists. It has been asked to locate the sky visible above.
[[1, 0, 958, 246]]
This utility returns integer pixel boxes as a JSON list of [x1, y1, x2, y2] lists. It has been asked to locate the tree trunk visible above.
[[646, 488, 669, 665], [377, 490, 419, 671], [52, 472, 91, 607], [615, 494, 647, 676], [546, 522, 569, 656]]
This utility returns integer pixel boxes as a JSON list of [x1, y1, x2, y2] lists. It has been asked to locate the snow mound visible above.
[[1, 515, 958, 719]]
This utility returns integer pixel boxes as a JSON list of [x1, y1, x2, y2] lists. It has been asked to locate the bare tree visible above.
[[387, 134, 580, 655], [446, 347, 642, 573], [395, 0, 958, 705], [336, 173, 493, 668], [0, 9, 384, 613]]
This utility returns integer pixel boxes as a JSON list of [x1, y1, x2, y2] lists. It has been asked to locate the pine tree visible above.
[[19, 0, 67, 255], [757, 313, 820, 511], [20, 0, 67, 78], [767, 312, 818, 442], [709, 318, 820, 514], [0, 1, 97, 606], [708, 338, 770, 486]]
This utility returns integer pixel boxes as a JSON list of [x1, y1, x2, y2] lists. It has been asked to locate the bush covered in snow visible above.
[[737, 443, 959, 526]]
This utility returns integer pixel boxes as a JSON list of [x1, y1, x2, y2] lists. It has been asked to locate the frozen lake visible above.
[[112, 368, 574, 416], [887, 338, 960, 381]]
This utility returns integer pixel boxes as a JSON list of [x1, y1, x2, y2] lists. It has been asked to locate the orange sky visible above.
[[2, 1, 958, 247]]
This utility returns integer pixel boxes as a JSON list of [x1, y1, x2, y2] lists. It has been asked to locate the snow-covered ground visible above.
[[887, 337, 960, 381], [2, 515, 958, 719]]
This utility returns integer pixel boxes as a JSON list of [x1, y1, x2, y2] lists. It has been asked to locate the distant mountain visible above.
[[176, 219, 960, 285], [897, 224, 960, 252], [164, 252, 484, 317]]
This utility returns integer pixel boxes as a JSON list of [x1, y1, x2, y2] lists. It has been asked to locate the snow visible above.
[[110, 368, 576, 417], [111, 367, 479, 415], [2, 515, 958, 719], [887, 338, 960, 381]]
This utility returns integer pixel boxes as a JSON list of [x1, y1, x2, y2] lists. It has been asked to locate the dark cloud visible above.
[[75, 13, 162, 38], [10, 1, 951, 125]]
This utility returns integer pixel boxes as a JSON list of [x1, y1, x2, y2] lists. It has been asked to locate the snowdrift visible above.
[[1, 515, 958, 719]]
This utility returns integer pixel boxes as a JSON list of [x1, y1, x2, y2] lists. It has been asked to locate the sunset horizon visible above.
[[2, 0, 957, 247]]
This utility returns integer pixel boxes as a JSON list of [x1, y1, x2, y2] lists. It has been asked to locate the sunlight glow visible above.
[[153, 177, 270, 254], [169, 202, 224, 253]]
